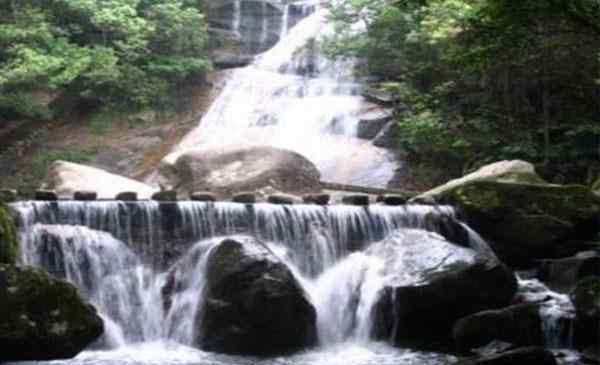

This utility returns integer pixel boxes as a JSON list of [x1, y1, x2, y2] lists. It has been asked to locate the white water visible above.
[[169, 2, 398, 187], [14, 201, 475, 356]]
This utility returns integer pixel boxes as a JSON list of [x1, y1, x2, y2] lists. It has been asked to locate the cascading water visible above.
[[13, 201, 473, 355], [169, 1, 398, 187]]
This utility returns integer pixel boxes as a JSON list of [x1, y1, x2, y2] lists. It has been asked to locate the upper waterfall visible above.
[[168, 1, 398, 188]]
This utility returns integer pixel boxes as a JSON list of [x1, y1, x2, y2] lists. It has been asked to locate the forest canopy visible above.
[[0, 0, 210, 116], [327, 0, 600, 183]]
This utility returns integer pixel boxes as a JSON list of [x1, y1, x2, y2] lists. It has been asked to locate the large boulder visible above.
[[0, 264, 103, 361], [570, 277, 600, 320], [440, 181, 600, 266], [0, 203, 18, 264], [42, 161, 156, 199], [452, 304, 544, 350], [413, 160, 545, 203], [197, 236, 317, 355], [162, 147, 321, 198], [455, 347, 557, 365], [369, 229, 517, 347]]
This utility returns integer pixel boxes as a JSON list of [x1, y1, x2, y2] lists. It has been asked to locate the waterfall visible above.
[[12, 201, 471, 349], [170, 2, 398, 188]]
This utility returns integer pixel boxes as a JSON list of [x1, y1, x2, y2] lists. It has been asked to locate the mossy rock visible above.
[[570, 277, 600, 319], [0, 203, 18, 264], [593, 178, 600, 195], [0, 264, 103, 361], [441, 181, 600, 266]]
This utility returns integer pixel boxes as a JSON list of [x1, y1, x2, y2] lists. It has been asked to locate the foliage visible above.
[[327, 0, 600, 182], [0, 0, 210, 115], [30, 147, 95, 183]]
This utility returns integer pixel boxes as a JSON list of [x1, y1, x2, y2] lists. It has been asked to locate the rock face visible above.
[[455, 347, 557, 365], [42, 161, 156, 199], [0, 203, 18, 264], [370, 230, 517, 347], [453, 304, 543, 350], [570, 277, 600, 319], [442, 181, 600, 266], [414, 160, 544, 202], [539, 252, 600, 293], [197, 236, 317, 355], [0, 264, 103, 361], [162, 147, 321, 198]]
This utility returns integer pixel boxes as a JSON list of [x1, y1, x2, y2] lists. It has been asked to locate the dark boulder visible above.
[[373, 260, 517, 347], [570, 277, 600, 319], [455, 346, 557, 365], [453, 304, 544, 350], [539, 251, 600, 293], [0, 264, 103, 361], [197, 236, 317, 355], [367, 229, 517, 348]]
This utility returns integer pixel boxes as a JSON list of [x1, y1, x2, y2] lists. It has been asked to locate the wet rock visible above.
[[356, 105, 393, 140], [453, 303, 543, 350], [268, 194, 299, 205], [441, 181, 600, 266], [0, 264, 104, 361], [42, 161, 156, 199], [455, 346, 557, 365], [197, 236, 317, 355], [115, 191, 138, 201], [73, 191, 97, 201], [539, 252, 600, 293], [190, 192, 217, 202], [372, 121, 397, 148], [342, 194, 370, 206], [303, 193, 330, 205], [377, 194, 407, 206], [0, 203, 18, 264], [0, 189, 17, 203], [151, 190, 177, 202], [570, 277, 600, 319], [373, 258, 517, 347], [35, 190, 58, 201], [162, 147, 321, 199], [232, 192, 256, 204]]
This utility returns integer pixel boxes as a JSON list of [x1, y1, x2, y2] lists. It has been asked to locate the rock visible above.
[[115, 191, 138, 201], [414, 160, 545, 202], [0, 189, 17, 203], [440, 180, 600, 266], [42, 161, 156, 199], [73, 191, 97, 201], [190, 192, 217, 202], [356, 104, 393, 140], [376, 194, 407, 205], [162, 147, 321, 199], [151, 190, 177, 202], [453, 304, 543, 350], [592, 178, 600, 195], [455, 347, 557, 365], [370, 230, 517, 347], [0, 203, 18, 264], [232, 192, 256, 204], [539, 252, 600, 293], [570, 277, 600, 319], [212, 52, 255, 69], [127, 109, 156, 125], [268, 194, 300, 205], [342, 194, 370, 206], [35, 190, 58, 201], [303, 193, 330, 205], [197, 236, 317, 355], [361, 87, 403, 106], [372, 121, 397, 148], [0, 264, 103, 361]]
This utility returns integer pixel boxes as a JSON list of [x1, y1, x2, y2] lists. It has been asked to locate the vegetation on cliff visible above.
[[0, 0, 210, 118], [327, 0, 600, 184]]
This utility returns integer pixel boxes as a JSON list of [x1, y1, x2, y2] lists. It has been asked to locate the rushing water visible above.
[[168, 1, 398, 188], [11, 200, 474, 364]]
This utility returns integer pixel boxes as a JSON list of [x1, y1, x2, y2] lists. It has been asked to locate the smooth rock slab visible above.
[[0, 264, 103, 362], [455, 347, 557, 365]]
